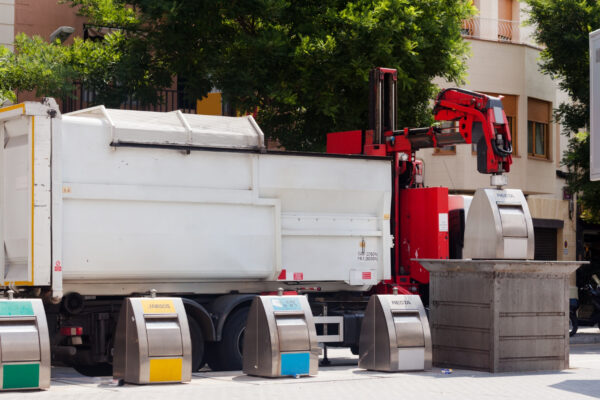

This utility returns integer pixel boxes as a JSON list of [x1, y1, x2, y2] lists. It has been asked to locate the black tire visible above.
[[208, 307, 248, 371], [73, 363, 113, 377], [570, 312, 578, 337], [350, 345, 359, 355], [188, 315, 206, 371]]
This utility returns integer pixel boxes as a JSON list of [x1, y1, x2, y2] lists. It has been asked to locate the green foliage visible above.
[[0, 35, 76, 102], [66, 0, 139, 29], [0, 30, 172, 108], [69, 0, 475, 150], [526, 0, 600, 220], [2, 1, 474, 152]]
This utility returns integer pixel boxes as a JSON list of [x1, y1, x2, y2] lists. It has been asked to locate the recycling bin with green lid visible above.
[[0, 297, 50, 390]]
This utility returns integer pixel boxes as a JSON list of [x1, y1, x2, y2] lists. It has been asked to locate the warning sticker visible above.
[[358, 252, 378, 261], [439, 213, 449, 232], [293, 272, 304, 280], [141, 299, 176, 314], [271, 298, 302, 312]]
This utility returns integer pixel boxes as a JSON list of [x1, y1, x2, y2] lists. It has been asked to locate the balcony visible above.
[[461, 17, 520, 43]]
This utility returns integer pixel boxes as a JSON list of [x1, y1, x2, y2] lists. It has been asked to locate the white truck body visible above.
[[0, 100, 392, 299]]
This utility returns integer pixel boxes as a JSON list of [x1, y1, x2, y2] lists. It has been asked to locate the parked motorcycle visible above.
[[570, 274, 600, 337]]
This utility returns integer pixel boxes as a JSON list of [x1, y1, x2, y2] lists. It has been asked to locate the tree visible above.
[[0, 31, 171, 108], [69, 0, 475, 150], [2, 1, 474, 151], [526, 0, 600, 221]]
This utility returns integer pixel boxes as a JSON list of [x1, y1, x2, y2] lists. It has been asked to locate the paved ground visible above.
[[572, 326, 600, 345], [4, 334, 600, 400]]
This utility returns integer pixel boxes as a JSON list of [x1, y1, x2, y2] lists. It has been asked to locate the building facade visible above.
[[0, 0, 86, 49], [423, 1, 577, 294]]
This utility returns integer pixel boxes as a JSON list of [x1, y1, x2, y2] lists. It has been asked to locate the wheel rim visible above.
[[236, 326, 245, 358]]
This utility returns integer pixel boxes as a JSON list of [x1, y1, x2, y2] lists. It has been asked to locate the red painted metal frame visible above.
[[326, 130, 363, 154], [398, 187, 449, 285]]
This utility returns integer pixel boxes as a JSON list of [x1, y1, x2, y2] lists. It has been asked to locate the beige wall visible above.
[[528, 197, 576, 262], [519, 2, 537, 46], [0, 0, 14, 50], [528, 196, 578, 295]]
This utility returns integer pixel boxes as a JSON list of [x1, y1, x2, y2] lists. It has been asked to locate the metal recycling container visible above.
[[419, 259, 584, 372], [358, 294, 432, 371], [463, 188, 535, 260], [243, 295, 319, 377], [113, 297, 192, 384], [0, 297, 50, 390]]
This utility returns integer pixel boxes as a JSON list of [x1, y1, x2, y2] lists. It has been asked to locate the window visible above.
[[527, 98, 551, 159], [498, 0, 515, 41], [506, 115, 517, 155], [528, 121, 548, 157]]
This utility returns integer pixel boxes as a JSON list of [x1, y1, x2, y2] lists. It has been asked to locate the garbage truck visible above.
[[0, 68, 515, 374]]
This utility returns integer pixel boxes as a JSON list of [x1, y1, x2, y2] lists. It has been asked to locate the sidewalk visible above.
[[4, 343, 600, 400], [571, 326, 600, 345]]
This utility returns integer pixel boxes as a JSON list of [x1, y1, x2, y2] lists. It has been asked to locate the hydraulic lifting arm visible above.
[[362, 68, 513, 180], [325, 67, 515, 295]]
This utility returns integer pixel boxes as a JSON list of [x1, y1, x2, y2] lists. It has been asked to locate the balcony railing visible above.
[[461, 17, 481, 39], [61, 83, 197, 114], [497, 19, 519, 42], [461, 17, 520, 43]]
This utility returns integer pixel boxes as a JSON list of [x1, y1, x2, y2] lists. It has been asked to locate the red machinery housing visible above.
[[326, 68, 513, 297]]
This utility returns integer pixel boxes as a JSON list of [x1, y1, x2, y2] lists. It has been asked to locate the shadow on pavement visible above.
[[571, 343, 600, 354], [550, 380, 600, 399]]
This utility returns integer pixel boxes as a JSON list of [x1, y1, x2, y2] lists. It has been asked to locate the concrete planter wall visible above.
[[419, 260, 583, 373]]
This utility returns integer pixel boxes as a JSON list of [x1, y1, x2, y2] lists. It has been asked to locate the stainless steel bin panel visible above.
[[392, 312, 424, 348], [243, 295, 319, 377], [0, 322, 41, 362], [359, 294, 432, 372], [276, 316, 310, 352], [145, 319, 183, 357], [398, 348, 425, 370], [503, 237, 528, 259], [113, 297, 192, 384], [498, 206, 528, 237]]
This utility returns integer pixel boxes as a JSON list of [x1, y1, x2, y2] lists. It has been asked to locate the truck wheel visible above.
[[189, 316, 206, 371], [208, 307, 248, 371]]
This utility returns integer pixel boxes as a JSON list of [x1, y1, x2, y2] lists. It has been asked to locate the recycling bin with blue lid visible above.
[[243, 294, 319, 377]]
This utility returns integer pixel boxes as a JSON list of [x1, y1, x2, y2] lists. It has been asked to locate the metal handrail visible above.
[[61, 83, 197, 114], [461, 17, 520, 43]]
